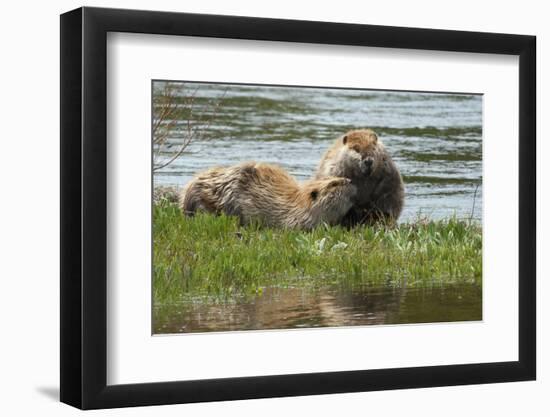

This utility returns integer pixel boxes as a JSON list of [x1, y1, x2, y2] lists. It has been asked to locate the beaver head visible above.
[[303, 177, 357, 225], [337, 129, 385, 178]]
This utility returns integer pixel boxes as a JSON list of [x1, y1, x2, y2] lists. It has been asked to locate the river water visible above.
[[153, 81, 483, 222], [154, 285, 482, 334]]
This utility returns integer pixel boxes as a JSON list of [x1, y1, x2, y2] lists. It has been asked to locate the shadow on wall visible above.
[[35, 386, 59, 401]]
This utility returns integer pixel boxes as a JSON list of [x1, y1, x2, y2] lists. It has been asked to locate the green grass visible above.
[[153, 202, 482, 305]]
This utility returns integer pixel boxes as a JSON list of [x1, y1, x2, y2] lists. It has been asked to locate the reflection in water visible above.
[[154, 285, 482, 334]]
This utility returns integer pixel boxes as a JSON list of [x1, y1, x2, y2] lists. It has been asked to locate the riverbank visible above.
[[153, 202, 482, 306]]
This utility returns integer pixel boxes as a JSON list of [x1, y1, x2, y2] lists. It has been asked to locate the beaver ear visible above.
[[310, 190, 319, 201], [342, 135, 348, 145]]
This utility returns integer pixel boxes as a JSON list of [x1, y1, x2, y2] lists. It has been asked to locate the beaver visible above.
[[314, 129, 404, 225], [179, 162, 357, 230]]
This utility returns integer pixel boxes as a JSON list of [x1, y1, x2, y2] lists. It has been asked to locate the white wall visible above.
[[0, 0, 546, 415]]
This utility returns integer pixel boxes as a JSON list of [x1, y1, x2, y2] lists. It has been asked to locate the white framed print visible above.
[[60, 6, 536, 410]]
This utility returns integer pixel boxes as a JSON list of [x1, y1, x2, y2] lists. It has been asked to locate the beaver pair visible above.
[[179, 129, 404, 229]]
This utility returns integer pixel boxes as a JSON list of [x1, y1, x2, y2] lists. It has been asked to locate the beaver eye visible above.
[[353, 146, 361, 153], [310, 190, 319, 200]]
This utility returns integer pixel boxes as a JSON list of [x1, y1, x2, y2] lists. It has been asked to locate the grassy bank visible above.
[[153, 203, 482, 305]]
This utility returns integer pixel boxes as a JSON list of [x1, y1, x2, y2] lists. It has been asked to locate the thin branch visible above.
[[152, 83, 227, 172], [469, 183, 480, 224]]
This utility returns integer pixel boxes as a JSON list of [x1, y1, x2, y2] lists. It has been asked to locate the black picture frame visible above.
[[60, 6, 536, 410]]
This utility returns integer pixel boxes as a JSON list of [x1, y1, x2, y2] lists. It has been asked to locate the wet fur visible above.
[[315, 129, 404, 225], [180, 162, 357, 230]]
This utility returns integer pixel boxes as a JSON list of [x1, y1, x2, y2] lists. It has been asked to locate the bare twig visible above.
[[469, 183, 480, 224], [152, 82, 226, 172]]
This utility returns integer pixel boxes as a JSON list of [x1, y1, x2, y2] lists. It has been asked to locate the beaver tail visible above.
[[179, 180, 199, 216]]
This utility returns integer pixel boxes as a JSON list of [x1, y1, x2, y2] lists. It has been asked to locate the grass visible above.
[[153, 202, 482, 305]]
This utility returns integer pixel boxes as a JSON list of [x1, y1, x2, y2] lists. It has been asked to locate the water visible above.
[[154, 285, 482, 334], [153, 81, 483, 222]]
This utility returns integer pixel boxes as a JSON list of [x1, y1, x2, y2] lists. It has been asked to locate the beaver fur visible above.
[[180, 161, 357, 230], [315, 129, 404, 225]]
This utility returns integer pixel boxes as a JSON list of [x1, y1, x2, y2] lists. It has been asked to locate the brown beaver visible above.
[[314, 129, 404, 225], [179, 161, 357, 230]]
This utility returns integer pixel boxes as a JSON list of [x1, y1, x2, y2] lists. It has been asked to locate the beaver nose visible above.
[[361, 157, 374, 174]]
